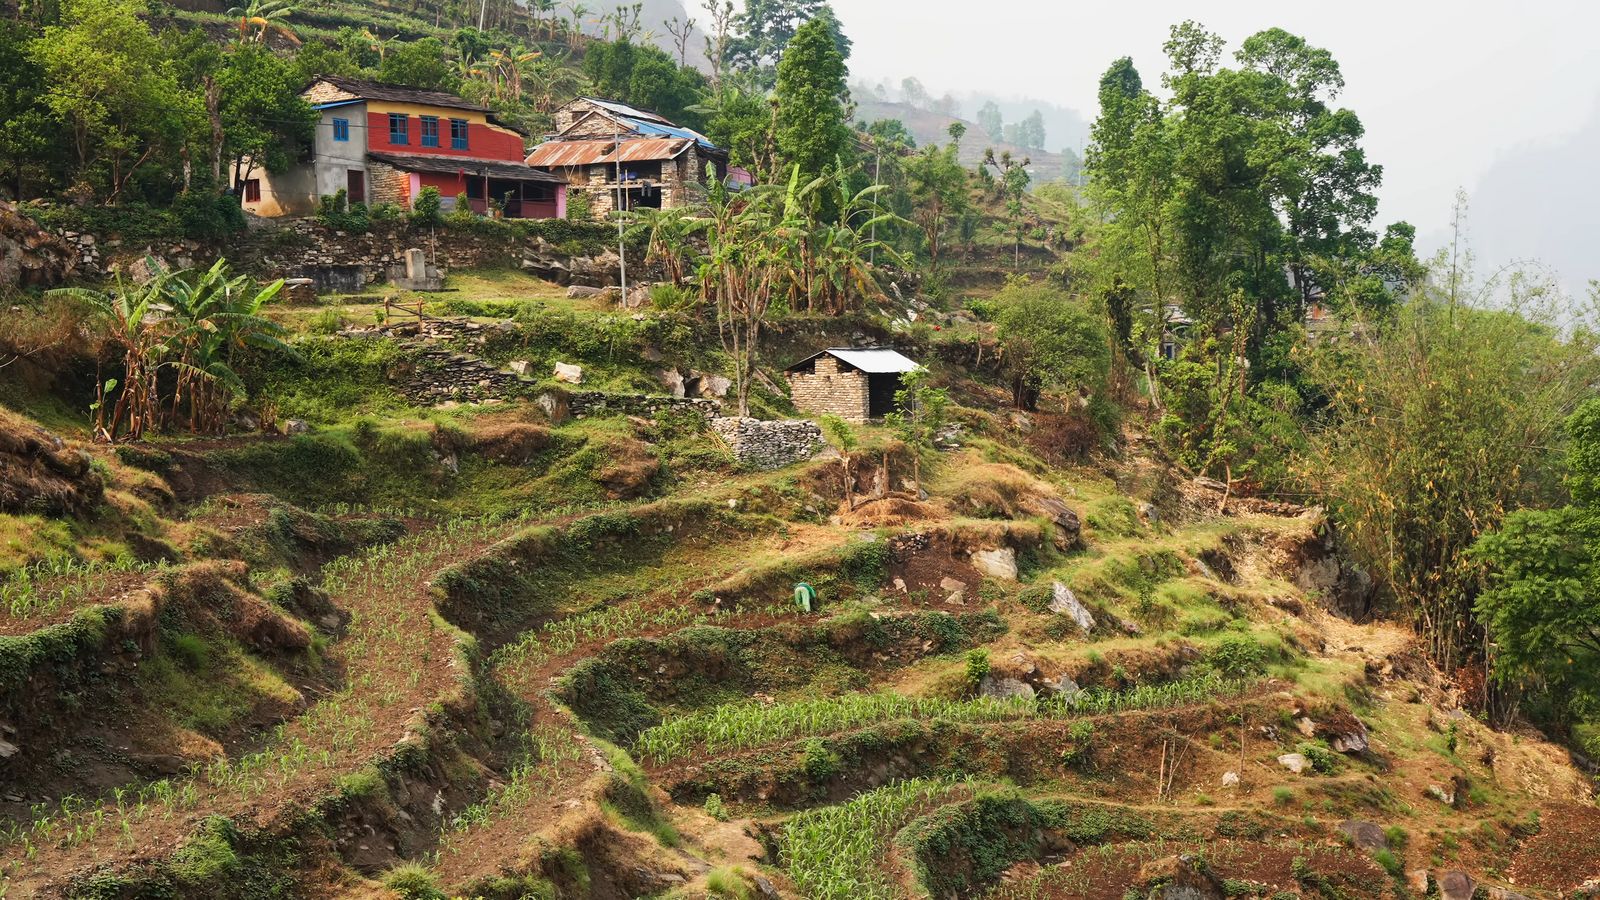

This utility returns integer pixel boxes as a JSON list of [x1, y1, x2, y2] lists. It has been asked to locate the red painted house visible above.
[[242, 75, 566, 219]]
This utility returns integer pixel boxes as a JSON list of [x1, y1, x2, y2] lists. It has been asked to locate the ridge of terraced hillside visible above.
[[2, 253, 1596, 899]]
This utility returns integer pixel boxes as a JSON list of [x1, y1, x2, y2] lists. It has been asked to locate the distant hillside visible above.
[[853, 97, 1081, 185]]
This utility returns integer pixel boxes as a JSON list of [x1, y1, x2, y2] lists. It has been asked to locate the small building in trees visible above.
[[242, 75, 565, 219], [785, 348, 921, 423], [524, 98, 730, 217]]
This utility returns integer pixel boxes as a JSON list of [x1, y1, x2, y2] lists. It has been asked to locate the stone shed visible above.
[[785, 347, 921, 423]]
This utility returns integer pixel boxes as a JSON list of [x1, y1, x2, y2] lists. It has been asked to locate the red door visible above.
[[347, 169, 365, 204]]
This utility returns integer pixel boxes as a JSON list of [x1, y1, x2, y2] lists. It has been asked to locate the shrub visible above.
[[705, 867, 752, 899], [703, 792, 729, 821], [383, 862, 446, 899], [1272, 786, 1295, 806], [308, 308, 346, 335], [1295, 741, 1338, 775], [410, 186, 443, 227], [965, 648, 990, 690], [566, 190, 592, 221], [1373, 847, 1403, 876], [1209, 634, 1269, 677]]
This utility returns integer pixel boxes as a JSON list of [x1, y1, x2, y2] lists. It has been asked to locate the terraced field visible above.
[[2, 296, 1594, 900]]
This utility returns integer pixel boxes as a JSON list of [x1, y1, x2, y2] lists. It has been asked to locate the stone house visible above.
[[524, 98, 730, 218], [785, 348, 921, 423], [242, 75, 565, 219]]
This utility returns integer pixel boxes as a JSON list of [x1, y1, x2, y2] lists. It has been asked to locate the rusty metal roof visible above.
[[525, 138, 691, 168]]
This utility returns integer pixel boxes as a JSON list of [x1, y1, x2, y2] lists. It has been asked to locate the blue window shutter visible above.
[[389, 113, 408, 145], [332, 118, 349, 141]]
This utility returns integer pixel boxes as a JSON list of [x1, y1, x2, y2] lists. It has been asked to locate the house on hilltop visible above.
[[524, 98, 735, 218], [242, 75, 565, 220], [785, 348, 921, 423]]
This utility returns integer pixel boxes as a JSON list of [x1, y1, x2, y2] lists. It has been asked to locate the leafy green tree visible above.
[[975, 100, 1003, 141], [728, 0, 848, 84], [983, 148, 1031, 268], [885, 366, 948, 492], [0, 20, 62, 199], [1003, 109, 1045, 150], [378, 37, 458, 91], [216, 46, 318, 197], [1310, 254, 1600, 674], [905, 125, 969, 270], [31, 0, 190, 201], [774, 18, 850, 207], [701, 83, 773, 173], [993, 278, 1110, 410]]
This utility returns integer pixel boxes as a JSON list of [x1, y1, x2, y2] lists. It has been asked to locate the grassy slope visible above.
[[0, 263, 1594, 899]]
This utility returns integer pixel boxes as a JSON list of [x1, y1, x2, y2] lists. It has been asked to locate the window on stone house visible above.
[[389, 113, 409, 145], [420, 116, 440, 148], [450, 118, 469, 150], [241, 179, 261, 203], [332, 118, 350, 141]]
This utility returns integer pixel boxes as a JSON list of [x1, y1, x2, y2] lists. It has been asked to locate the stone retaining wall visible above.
[[709, 417, 824, 470], [556, 391, 721, 420]]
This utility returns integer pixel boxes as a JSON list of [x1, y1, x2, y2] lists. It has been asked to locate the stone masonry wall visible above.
[[367, 160, 410, 208], [710, 417, 824, 470], [787, 355, 870, 423]]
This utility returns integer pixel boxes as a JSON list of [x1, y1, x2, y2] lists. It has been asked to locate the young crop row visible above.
[[634, 673, 1250, 765], [492, 599, 789, 697], [433, 725, 586, 861], [779, 776, 980, 900], [0, 515, 514, 878], [0, 556, 165, 619]]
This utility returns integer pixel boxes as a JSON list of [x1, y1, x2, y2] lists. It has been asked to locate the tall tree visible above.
[[31, 0, 191, 202], [0, 21, 61, 200], [774, 16, 850, 194], [975, 100, 1003, 141], [905, 123, 969, 270], [728, 0, 847, 84], [378, 37, 459, 90], [216, 46, 318, 197]]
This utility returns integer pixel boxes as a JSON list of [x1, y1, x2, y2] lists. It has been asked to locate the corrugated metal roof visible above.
[[525, 138, 691, 168], [609, 138, 692, 162], [622, 117, 721, 152], [368, 152, 565, 183], [580, 97, 673, 125], [525, 140, 616, 167], [789, 348, 921, 374]]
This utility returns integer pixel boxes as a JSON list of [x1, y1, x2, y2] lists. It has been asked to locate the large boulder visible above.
[[1137, 855, 1225, 900], [0, 201, 76, 288], [1030, 496, 1084, 551], [1047, 582, 1095, 632], [1338, 820, 1389, 852], [970, 547, 1018, 581]]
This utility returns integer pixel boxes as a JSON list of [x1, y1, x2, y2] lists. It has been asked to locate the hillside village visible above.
[[1, 1, 1599, 899]]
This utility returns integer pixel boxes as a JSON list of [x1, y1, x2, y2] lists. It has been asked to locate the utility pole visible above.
[[615, 133, 627, 302], [478, 0, 487, 31], [869, 143, 881, 266]]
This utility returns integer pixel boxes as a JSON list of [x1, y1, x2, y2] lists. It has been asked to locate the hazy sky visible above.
[[830, 0, 1600, 278]]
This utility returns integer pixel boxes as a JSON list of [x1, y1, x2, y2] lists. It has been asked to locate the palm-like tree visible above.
[[486, 47, 541, 101], [626, 206, 707, 289], [227, 0, 301, 45], [162, 259, 292, 433], [363, 28, 398, 61], [562, 2, 592, 50], [523, 51, 585, 114], [48, 272, 172, 441]]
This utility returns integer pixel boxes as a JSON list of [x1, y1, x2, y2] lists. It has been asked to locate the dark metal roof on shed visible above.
[[786, 348, 921, 374], [367, 152, 565, 183]]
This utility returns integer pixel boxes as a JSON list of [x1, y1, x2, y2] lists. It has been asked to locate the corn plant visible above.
[[779, 777, 977, 900]]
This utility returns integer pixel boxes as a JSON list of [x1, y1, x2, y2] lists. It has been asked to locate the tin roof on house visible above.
[[564, 98, 722, 153], [525, 138, 693, 168], [788, 348, 921, 374], [368, 152, 565, 183], [579, 97, 675, 125]]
